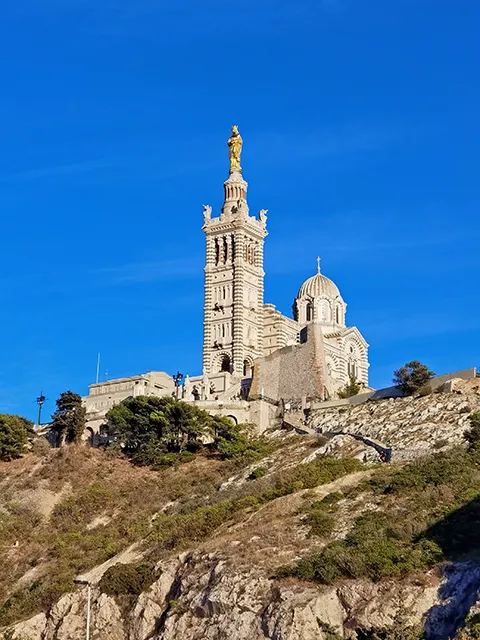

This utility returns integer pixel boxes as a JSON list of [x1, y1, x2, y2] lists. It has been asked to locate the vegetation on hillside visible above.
[[104, 396, 269, 467], [279, 413, 480, 586], [3, 399, 480, 635], [392, 360, 435, 395], [0, 440, 361, 627], [50, 391, 86, 446], [0, 415, 34, 461]]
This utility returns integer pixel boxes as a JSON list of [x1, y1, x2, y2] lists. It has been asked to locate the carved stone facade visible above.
[[201, 129, 369, 400], [202, 168, 267, 377]]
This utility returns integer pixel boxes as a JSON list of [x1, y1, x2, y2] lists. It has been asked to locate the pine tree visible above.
[[51, 391, 86, 446], [337, 375, 362, 399], [393, 361, 435, 395]]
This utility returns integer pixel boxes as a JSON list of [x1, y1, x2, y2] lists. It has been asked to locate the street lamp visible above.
[[74, 579, 91, 640], [173, 372, 184, 400], [36, 392, 46, 426]]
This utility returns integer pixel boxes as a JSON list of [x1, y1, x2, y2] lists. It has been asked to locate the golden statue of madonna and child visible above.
[[228, 125, 243, 173]]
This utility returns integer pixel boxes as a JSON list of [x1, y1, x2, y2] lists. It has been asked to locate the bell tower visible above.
[[202, 126, 268, 377]]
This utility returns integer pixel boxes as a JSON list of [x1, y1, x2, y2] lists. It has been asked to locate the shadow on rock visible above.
[[422, 496, 480, 640]]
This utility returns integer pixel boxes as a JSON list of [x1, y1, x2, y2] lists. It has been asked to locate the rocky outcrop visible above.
[[308, 381, 480, 460], [10, 554, 480, 640], [6, 384, 480, 640]]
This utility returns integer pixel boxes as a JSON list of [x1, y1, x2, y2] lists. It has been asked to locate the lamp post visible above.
[[74, 579, 91, 640], [173, 372, 184, 400], [36, 392, 46, 426]]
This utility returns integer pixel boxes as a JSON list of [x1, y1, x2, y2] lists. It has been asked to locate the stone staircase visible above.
[[282, 410, 316, 435]]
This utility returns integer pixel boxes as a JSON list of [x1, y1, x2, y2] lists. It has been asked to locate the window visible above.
[[220, 355, 231, 372], [306, 303, 313, 322], [243, 359, 253, 377]]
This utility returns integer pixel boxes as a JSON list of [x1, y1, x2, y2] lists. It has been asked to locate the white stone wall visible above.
[[262, 304, 299, 356], [83, 371, 174, 432], [202, 168, 267, 377]]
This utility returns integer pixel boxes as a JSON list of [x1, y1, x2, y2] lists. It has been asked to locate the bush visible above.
[[302, 492, 343, 538], [99, 562, 160, 597], [0, 414, 34, 461], [248, 467, 267, 480], [392, 361, 435, 395], [465, 413, 480, 451], [213, 420, 272, 462], [338, 375, 362, 399]]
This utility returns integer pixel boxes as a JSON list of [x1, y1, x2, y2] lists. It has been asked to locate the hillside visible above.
[[2, 380, 480, 640]]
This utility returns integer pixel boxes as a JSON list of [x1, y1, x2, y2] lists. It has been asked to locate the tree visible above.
[[392, 360, 435, 395], [105, 396, 212, 464], [105, 396, 270, 466], [0, 414, 34, 461], [464, 412, 480, 451], [337, 375, 362, 399], [51, 391, 86, 446]]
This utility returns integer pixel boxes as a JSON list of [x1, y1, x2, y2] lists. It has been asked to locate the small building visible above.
[[83, 371, 174, 434]]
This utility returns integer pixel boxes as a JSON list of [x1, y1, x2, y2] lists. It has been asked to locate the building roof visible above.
[[297, 260, 341, 300]]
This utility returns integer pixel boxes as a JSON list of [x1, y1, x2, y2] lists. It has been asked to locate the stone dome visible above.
[[297, 262, 341, 300]]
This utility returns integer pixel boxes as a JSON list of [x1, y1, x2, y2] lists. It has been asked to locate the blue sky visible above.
[[1, 0, 479, 421]]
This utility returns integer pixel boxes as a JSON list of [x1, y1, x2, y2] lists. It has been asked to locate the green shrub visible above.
[[99, 562, 160, 597], [465, 413, 480, 451], [0, 414, 34, 461], [249, 466, 267, 480], [338, 375, 362, 399], [317, 619, 343, 639], [214, 421, 272, 462], [302, 492, 343, 538]]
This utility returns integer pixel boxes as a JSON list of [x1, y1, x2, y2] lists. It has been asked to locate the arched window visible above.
[[320, 299, 331, 322], [220, 355, 231, 373], [306, 303, 313, 322], [223, 237, 228, 263], [336, 306, 340, 324], [215, 238, 220, 265], [243, 359, 253, 377]]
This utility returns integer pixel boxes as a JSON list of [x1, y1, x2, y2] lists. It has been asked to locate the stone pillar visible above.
[[232, 231, 246, 376], [255, 236, 266, 359], [203, 232, 216, 374]]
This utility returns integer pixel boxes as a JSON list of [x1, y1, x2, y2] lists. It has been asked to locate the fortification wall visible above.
[[250, 323, 326, 402]]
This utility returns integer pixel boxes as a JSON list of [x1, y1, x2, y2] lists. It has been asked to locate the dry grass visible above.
[[0, 436, 370, 626], [0, 445, 233, 626]]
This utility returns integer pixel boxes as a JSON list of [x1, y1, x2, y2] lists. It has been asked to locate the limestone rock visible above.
[[8, 554, 480, 640], [308, 387, 480, 460], [9, 612, 47, 639]]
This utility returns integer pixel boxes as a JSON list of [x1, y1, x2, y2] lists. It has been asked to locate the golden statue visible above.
[[228, 125, 243, 172]]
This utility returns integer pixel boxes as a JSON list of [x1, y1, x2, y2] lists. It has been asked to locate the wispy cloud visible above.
[[93, 259, 202, 285], [247, 123, 406, 171], [0, 159, 107, 183]]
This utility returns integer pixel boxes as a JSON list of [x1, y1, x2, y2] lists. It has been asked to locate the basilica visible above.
[[83, 127, 370, 432], [197, 126, 369, 402]]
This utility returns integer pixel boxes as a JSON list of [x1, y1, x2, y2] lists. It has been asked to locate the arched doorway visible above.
[[85, 427, 95, 448], [220, 354, 231, 373], [226, 415, 238, 425]]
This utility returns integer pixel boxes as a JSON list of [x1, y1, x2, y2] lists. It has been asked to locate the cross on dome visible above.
[[316, 256, 321, 274]]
